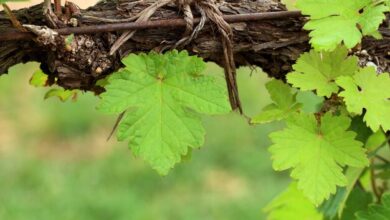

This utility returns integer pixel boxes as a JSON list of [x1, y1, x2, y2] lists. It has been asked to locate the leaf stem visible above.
[[107, 111, 126, 141], [375, 155, 390, 163], [368, 135, 390, 158], [1, 3, 26, 32]]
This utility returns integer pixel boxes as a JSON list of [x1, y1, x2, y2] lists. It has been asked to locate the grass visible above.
[[0, 62, 290, 220]]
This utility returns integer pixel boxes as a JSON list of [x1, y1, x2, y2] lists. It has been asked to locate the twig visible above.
[[107, 111, 125, 141], [54, 0, 62, 15], [0, 11, 303, 41], [109, 0, 173, 55], [82, 15, 138, 23], [43, 0, 58, 28], [387, 131, 390, 151], [1, 3, 26, 32], [375, 155, 390, 163]]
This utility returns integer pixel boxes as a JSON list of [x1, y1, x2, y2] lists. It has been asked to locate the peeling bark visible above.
[[0, 0, 389, 92]]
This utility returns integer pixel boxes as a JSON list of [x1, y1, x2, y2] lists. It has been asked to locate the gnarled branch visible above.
[[0, 0, 389, 93]]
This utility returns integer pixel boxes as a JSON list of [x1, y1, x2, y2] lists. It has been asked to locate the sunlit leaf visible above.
[[287, 47, 358, 97], [269, 112, 369, 205], [264, 182, 323, 220], [98, 51, 231, 175], [296, 0, 388, 50], [29, 69, 48, 87], [252, 79, 301, 124], [336, 67, 390, 132], [45, 88, 78, 102]]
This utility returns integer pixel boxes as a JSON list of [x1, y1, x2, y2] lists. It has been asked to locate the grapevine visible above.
[[0, 0, 390, 219]]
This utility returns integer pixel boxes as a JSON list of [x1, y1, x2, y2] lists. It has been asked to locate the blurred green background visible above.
[[0, 62, 290, 220]]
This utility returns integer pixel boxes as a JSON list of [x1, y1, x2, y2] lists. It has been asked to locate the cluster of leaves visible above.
[[297, 0, 388, 51], [95, 0, 390, 216], [30, 69, 78, 102], [95, 48, 389, 218], [256, 48, 390, 218], [260, 0, 390, 218]]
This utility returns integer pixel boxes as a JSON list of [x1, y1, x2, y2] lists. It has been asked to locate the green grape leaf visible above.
[[29, 69, 48, 87], [281, 0, 298, 10], [386, 0, 390, 10], [337, 167, 368, 218], [98, 51, 231, 175], [356, 194, 390, 220], [319, 167, 366, 219], [287, 47, 358, 97], [269, 112, 369, 205], [366, 130, 388, 154], [296, 91, 324, 113], [336, 67, 390, 132], [95, 77, 109, 87], [264, 182, 323, 220], [45, 88, 78, 102], [64, 34, 75, 48], [319, 165, 368, 219], [296, 0, 388, 51], [340, 186, 372, 220], [350, 115, 374, 144], [359, 3, 387, 37], [318, 187, 346, 219], [377, 170, 390, 180], [251, 79, 302, 124]]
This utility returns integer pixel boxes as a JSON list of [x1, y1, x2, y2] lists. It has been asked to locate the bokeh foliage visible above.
[[0, 62, 289, 220]]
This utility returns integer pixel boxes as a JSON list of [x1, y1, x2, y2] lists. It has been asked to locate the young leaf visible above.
[[296, 0, 388, 51], [264, 182, 323, 220], [366, 130, 388, 154], [269, 112, 369, 205], [336, 67, 390, 132], [251, 79, 301, 124], [29, 70, 48, 87], [98, 51, 231, 175], [95, 77, 109, 87], [356, 193, 390, 220], [281, 0, 298, 10], [287, 47, 358, 97], [65, 34, 75, 46], [45, 88, 78, 102]]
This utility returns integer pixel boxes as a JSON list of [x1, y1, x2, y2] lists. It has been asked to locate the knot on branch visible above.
[[23, 24, 58, 45]]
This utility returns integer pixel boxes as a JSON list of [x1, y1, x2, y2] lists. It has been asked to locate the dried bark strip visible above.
[[0, 11, 303, 42], [0, 0, 389, 93]]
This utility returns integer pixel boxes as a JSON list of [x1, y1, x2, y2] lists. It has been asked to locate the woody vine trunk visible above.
[[0, 0, 389, 93]]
